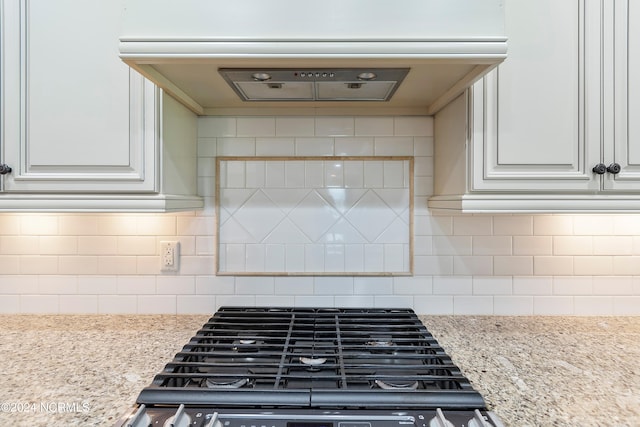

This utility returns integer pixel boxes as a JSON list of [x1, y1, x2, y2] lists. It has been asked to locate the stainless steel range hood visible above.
[[119, 0, 506, 116]]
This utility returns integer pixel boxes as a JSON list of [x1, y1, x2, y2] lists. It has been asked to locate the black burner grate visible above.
[[137, 307, 486, 409]]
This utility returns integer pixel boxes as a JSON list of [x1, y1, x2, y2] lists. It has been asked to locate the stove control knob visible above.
[[428, 408, 455, 427], [163, 404, 191, 427], [203, 412, 223, 427], [467, 409, 492, 427], [125, 404, 151, 427]]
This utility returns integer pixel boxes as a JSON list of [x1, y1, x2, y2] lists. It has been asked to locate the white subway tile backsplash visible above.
[[59, 256, 99, 275], [493, 215, 533, 236], [433, 276, 472, 295], [533, 296, 574, 315], [593, 236, 633, 255], [275, 277, 314, 295], [0, 215, 21, 234], [0, 275, 38, 294], [453, 296, 493, 314], [393, 276, 432, 295], [374, 295, 414, 308], [276, 117, 315, 136], [2, 115, 640, 315], [513, 236, 552, 255], [454, 216, 492, 236], [177, 295, 216, 314], [613, 215, 640, 235], [553, 276, 593, 295], [553, 236, 593, 255], [197, 138, 217, 157], [573, 256, 614, 276], [453, 256, 493, 276], [429, 235, 467, 257], [315, 117, 354, 136], [363, 161, 384, 188], [59, 295, 98, 314], [0, 236, 39, 255], [613, 296, 640, 315], [137, 295, 177, 314], [20, 215, 58, 235], [19, 256, 59, 274], [413, 137, 434, 157], [494, 296, 533, 315], [374, 137, 413, 156], [574, 296, 614, 315], [324, 160, 344, 187], [473, 236, 512, 256], [77, 276, 117, 294], [256, 137, 295, 156], [217, 137, 256, 156], [0, 295, 20, 313], [493, 256, 534, 276], [295, 137, 334, 156], [195, 276, 235, 295], [354, 117, 394, 136], [573, 215, 615, 235], [472, 276, 512, 295], [534, 215, 573, 235], [394, 117, 433, 136], [414, 255, 453, 275], [414, 295, 453, 314], [21, 295, 59, 313], [294, 295, 335, 307], [592, 276, 634, 295], [354, 277, 393, 295], [237, 117, 275, 137], [338, 295, 375, 307], [513, 276, 553, 295], [156, 276, 196, 294], [534, 256, 574, 275], [334, 137, 374, 156], [198, 117, 236, 137]]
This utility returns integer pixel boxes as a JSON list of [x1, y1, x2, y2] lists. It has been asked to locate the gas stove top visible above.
[[116, 307, 504, 427]]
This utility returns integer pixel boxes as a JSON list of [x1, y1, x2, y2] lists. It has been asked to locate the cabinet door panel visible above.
[[606, 0, 640, 190], [472, 0, 601, 192], [2, 0, 156, 193]]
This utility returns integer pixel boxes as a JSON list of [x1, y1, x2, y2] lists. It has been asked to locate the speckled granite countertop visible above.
[[0, 315, 638, 427]]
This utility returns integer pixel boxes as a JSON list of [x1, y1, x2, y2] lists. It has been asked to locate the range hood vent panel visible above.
[[120, 0, 506, 115], [221, 68, 408, 102]]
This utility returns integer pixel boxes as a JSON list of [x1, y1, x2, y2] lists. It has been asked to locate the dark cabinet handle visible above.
[[607, 163, 621, 174], [0, 164, 11, 175], [592, 163, 606, 174]]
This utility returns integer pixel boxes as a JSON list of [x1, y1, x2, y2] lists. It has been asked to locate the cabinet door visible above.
[[470, 0, 601, 192], [605, 0, 640, 191], [1, 0, 157, 193]]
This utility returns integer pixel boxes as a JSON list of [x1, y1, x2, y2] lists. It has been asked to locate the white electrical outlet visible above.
[[160, 241, 180, 272]]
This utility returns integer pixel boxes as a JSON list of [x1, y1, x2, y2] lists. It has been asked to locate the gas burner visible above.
[[205, 377, 248, 389], [232, 338, 263, 351], [299, 356, 328, 371], [374, 379, 419, 390], [299, 356, 327, 366]]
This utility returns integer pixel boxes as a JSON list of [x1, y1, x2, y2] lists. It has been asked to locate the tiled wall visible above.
[[218, 158, 411, 274], [1, 115, 640, 315]]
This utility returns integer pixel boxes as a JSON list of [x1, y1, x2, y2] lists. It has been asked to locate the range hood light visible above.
[[251, 72, 272, 81], [348, 83, 363, 89], [357, 72, 377, 81]]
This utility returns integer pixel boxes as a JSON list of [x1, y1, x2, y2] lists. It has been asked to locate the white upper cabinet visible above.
[[0, 0, 202, 211], [606, 0, 640, 191], [430, 0, 640, 212]]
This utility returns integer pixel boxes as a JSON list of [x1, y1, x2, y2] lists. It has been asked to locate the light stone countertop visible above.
[[0, 315, 639, 427]]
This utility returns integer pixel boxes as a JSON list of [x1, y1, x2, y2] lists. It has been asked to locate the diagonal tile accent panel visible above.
[[217, 157, 413, 275]]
